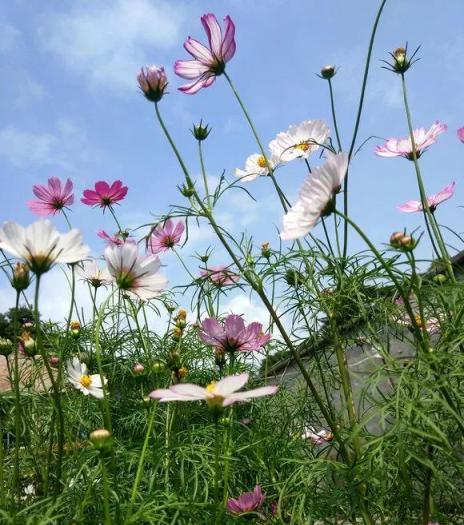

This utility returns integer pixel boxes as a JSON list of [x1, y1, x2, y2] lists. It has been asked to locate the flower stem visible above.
[[108, 205, 124, 234], [328, 78, 343, 152], [343, 0, 388, 259], [12, 290, 21, 504], [198, 140, 212, 209]]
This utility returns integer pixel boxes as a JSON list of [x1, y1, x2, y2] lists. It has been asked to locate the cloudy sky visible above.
[[0, 0, 463, 322]]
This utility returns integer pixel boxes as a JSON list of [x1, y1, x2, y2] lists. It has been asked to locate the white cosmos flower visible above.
[[76, 259, 112, 288], [67, 357, 106, 399], [281, 152, 349, 240], [234, 153, 277, 182], [104, 242, 168, 301], [0, 220, 90, 274], [269, 119, 330, 162]]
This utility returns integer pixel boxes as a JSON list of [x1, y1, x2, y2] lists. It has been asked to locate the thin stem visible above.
[[343, 0, 388, 258], [100, 454, 112, 525], [108, 205, 124, 234], [12, 290, 21, 503], [328, 78, 343, 152], [61, 209, 72, 230], [173, 247, 195, 280], [198, 140, 212, 209]]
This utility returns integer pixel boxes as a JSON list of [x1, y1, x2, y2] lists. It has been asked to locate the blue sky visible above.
[[1, 0, 463, 321]]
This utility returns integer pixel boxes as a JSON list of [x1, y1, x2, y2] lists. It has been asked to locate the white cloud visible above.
[[38, 0, 187, 93], [0, 22, 21, 53], [0, 119, 92, 170], [222, 293, 271, 328]]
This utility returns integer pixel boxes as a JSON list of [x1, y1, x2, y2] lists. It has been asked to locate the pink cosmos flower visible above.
[[174, 13, 236, 94], [397, 182, 455, 213], [375, 121, 447, 160], [226, 485, 266, 515], [457, 127, 464, 143], [137, 65, 168, 102], [81, 181, 128, 208], [200, 265, 240, 286], [302, 426, 334, 445], [97, 230, 134, 246], [149, 372, 278, 407], [148, 219, 185, 254], [199, 314, 270, 353], [280, 152, 349, 240], [27, 177, 74, 216]]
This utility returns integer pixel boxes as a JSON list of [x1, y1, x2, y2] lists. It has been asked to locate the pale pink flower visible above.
[[200, 265, 240, 286], [148, 219, 185, 254], [226, 485, 266, 515], [457, 127, 464, 143], [174, 13, 236, 94], [375, 121, 447, 159], [149, 372, 278, 407], [397, 182, 455, 213], [269, 120, 330, 162], [97, 230, 134, 246], [199, 314, 270, 353], [104, 243, 168, 301], [76, 259, 112, 288], [81, 181, 128, 208], [280, 152, 349, 240], [27, 177, 74, 216], [137, 65, 168, 102], [303, 426, 334, 445]]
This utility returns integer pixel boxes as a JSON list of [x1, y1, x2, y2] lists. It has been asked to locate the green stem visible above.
[[173, 247, 195, 280], [12, 290, 21, 504], [62, 209, 72, 231], [108, 205, 124, 234], [343, 0, 388, 259], [198, 140, 212, 209], [328, 78, 343, 152], [100, 454, 112, 525]]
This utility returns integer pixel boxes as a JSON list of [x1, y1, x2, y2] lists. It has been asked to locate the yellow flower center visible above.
[[295, 141, 311, 152], [205, 381, 224, 407], [80, 375, 92, 388], [257, 156, 268, 168]]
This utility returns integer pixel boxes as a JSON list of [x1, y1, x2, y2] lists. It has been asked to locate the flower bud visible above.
[[320, 65, 336, 79], [12, 263, 30, 292], [219, 416, 231, 426], [214, 348, 226, 368], [142, 395, 152, 406], [70, 321, 81, 338], [179, 184, 195, 198], [152, 360, 165, 374], [0, 337, 14, 357], [89, 428, 112, 450], [400, 235, 415, 251], [261, 242, 271, 259], [48, 355, 60, 367], [177, 309, 187, 321], [199, 253, 209, 263], [177, 366, 188, 379], [390, 231, 404, 248], [19, 332, 36, 357], [191, 120, 211, 141], [133, 363, 145, 376], [172, 326, 183, 341], [137, 65, 168, 102], [432, 273, 447, 285]]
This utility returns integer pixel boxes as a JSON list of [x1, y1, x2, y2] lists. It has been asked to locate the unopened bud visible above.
[[180, 184, 195, 198], [70, 321, 81, 338], [0, 337, 14, 357], [400, 235, 415, 251], [89, 428, 112, 450], [137, 65, 168, 102], [133, 363, 145, 375], [191, 120, 211, 141], [199, 254, 209, 263], [177, 309, 187, 321], [320, 65, 336, 79], [261, 242, 271, 259], [20, 332, 36, 357], [12, 263, 30, 291], [177, 366, 188, 379], [432, 273, 447, 285], [48, 355, 60, 367], [390, 231, 404, 248], [152, 360, 165, 374]]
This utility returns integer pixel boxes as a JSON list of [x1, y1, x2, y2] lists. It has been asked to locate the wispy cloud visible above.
[[0, 119, 93, 170], [37, 0, 187, 93]]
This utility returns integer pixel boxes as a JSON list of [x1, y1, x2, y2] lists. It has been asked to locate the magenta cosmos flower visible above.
[[457, 127, 464, 143], [200, 265, 240, 286], [375, 121, 447, 160], [227, 485, 266, 515], [27, 177, 74, 216], [397, 182, 455, 213], [81, 180, 128, 208], [199, 314, 270, 353], [149, 373, 277, 407], [174, 13, 236, 94], [148, 219, 185, 254]]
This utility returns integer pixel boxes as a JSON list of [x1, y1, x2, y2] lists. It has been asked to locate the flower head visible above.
[[280, 152, 349, 240], [0, 220, 89, 275], [397, 182, 455, 213], [174, 13, 236, 94], [269, 120, 330, 163], [191, 120, 211, 141], [381, 44, 421, 74], [319, 65, 336, 79], [457, 127, 464, 143], [76, 259, 112, 288], [199, 314, 270, 353], [81, 180, 128, 208], [235, 153, 276, 182], [375, 121, 447, 160], [27, 177, 74, 217], [303, 426, 334, 445], [105, 243, 168, 301], [227, 485, 266, 515], [150, 373, 277, 407], [137, 65, 168, 102], [97, 229, 133, 246], [200, 265, 240, 286], [148, 219, 185, 254], [67, 357, 106, 399]]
